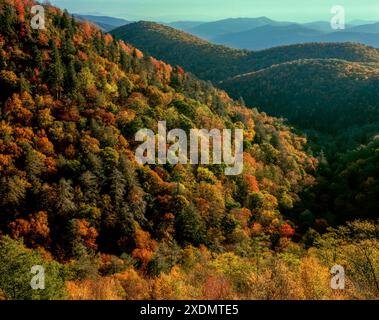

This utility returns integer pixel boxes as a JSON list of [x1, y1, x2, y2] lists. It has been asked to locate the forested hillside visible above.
[[302, 136, 379, 225], [0, 0, 378, 300], [112, 21, 248, 82], [242, 42, 379, 72], [111, 22, 379, 152], [112, 21, 379, 82], [221, 59, 379, 133]]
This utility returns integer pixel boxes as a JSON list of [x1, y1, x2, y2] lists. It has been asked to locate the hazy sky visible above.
[[49, 0, 379, 22]]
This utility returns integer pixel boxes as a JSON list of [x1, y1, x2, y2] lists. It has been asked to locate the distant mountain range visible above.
[[77, 15, 379, 50], [170, 17, 379, 50], [211, 26, 379, 50], [212, 24, 322, 50], [348, 22, 379, 33], [171, 17, 291, 39], [74, 14, 131, 31]]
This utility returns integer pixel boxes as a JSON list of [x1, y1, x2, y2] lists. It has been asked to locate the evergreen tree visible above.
[[24, 144, 44, 179], [61, 34, 76, 63], [65, 60, 79, 94], [56, 179, 76, 216], [79, 171, 99, 203], [175, 204, 206, 246], [32, 45, 43, 70], [110, 168, 126, 211], [61, 9, 71, 30], [0, 4, 16, 37], [119, 48, 130, 72], [0, 50, 6, 69], [47, 41, 65, 99], [0, 176, 27, 208], [109, 39, 118, 63]]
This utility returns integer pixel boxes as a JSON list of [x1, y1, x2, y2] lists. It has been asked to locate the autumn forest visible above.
[[0, 0, 378, 300]]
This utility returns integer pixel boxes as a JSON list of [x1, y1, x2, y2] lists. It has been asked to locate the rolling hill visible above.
[[220, 59, 379, 133], [74, 14, 130, 31], [111, 21, 249, 81], [111, 21, 379, 145], [183, 17, 290, 40], [348, 22, 379, 33], [170, 18, 358, 41], [112, 21, 379, 81], [0, 0, 378, 301], [212, 25, 379, 50], [167, 20, 206, 31], [164, 17, 379, 50], [242, 42, 379, 72], [212, 24, 322, 49], [302, 21, 336, 32], [1, 0, 327, 300]]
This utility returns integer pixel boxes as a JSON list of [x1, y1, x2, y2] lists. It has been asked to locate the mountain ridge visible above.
[[74, 14, 131, 31], [111, 21, 379, 149]]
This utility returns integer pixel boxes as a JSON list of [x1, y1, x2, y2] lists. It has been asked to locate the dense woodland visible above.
[[111, 21, 249, 82], [0, 0, 378, 300], [112, 22, 379, 83], [113, 22, 379, 152], [221, 59, 379, 133]]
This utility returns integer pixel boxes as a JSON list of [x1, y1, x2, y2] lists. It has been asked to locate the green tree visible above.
[[0, 236, 66, 300], [175, 204, 206, 246], [47, 41, 65, 99], [56, 179, 76, 216]]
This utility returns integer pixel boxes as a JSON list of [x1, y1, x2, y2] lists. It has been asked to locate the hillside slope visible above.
[[0, 0, 378, 301], [111, 21, 379, 82], [111, 21, 248, 82], [221, 59, 379, 133], [243, 42, 379, 73], [0, 0, 322, 297], [111, 22, 379, 146]]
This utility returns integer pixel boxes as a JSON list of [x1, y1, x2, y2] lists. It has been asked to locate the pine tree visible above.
[[0, 50, 6, 69], [61, 9, 71, 29], [110, 168, 126, 210], [32, 45, 43, 70], [119, 48, 130, 72], [61, 34, 76, 63], [93, 33, 105, 56], [79, 171, 99, 203], [175, 204, 206, 246], [131, 49, 141, 73], [0, 176, 27, 208], [0, 4, 16, 37], [109, 39, 118, 62], [212, 94, 226, 116], [47, 41, 65, 99], [65, 60, 79, 94], [56, 178, 76, 216]]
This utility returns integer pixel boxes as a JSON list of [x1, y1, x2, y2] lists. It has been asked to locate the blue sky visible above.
[[49, 0, 379, 22]]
